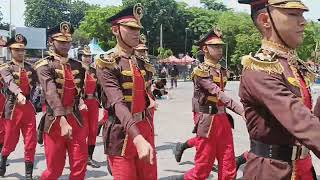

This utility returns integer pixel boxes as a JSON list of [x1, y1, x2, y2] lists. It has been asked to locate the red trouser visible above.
[[0, 93, 6, 144], [294, 154, 315, 180], [185, 113, 236, 180], [1, 101, 37, 162], [99, 110, 109, 125], [41, 114, 88, 180], [0, 119, 5, 144], [187, 112, 199, 148], [108, 120, 157, 180], [84, 99, 99, 145]]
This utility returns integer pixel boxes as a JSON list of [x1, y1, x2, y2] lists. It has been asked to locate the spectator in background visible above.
[[169, 65, 179, 88], [159, 65, 168, 86], [152, 80, 168, 99]]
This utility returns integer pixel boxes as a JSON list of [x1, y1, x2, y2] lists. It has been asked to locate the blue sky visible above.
[[1, 0, 319, 27]]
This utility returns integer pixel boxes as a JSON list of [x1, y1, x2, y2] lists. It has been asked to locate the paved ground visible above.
[[1, 81, 319, 179]]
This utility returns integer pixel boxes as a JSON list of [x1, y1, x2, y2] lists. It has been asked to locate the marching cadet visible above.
[[78, 45, 101, 168], [96, 4, 157, 179], [0, 73, 5, 154], [173, 28, 244, 180], [0, 34, 38, 179], [34, 21, 88, 179], [134, 34, 156, 123], [238, 0, 320, 179]]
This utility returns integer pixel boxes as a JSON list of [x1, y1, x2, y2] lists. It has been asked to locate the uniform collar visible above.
[[12, 58, 24, 68], [261, 40, 296, 57], [81, 62, 90, 71], [115, 45, 134, 59], [204, 58, 221, 69], [48, 50, 69, 64]]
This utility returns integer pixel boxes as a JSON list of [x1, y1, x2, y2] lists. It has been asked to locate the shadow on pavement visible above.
[[86, 170, 108, 178], [94, 141, 104, 147], [8, 152, 45, 167], [178, 161, 194, 166], [156, 142, 178, 152], [5, 172, 24, 179], [163, 169, 186, 174], [156, 144, 174, 151]]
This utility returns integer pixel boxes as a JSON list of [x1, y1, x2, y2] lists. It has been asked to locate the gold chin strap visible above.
[[261, 40, 296, 57], [12, 58, 24, 68], [204, 58, 221, 69], [48, 50, 69, 64]]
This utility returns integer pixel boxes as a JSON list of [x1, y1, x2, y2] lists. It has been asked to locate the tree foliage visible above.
[[157, 47, 173, 59], [75, 0, 319, 73], [78, 6, 121, 50], [0, 8, 9, 30], [298, 22, 320, 61], [200, 0, 228, 11], [24, 0, 92, 28]]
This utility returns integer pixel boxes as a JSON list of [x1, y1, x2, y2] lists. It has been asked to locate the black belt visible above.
[[132, 111, 146, 121], [250, 140, 309, 163], [198, 105, 225, 114], [84, 94, 95, 99]]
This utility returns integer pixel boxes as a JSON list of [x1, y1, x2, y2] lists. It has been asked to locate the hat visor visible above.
[[9, 44, 26, 49], [271, 2, 309, 11], [120, 21, 143, 29], [135, 47, 148, 50], [53, 36, 73, 42], [83, 52, 92, 56], [205, 40, 225, 45]]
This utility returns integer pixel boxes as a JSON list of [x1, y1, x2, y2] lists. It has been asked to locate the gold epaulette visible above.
[[33, 58, 49, 70], [297, 59, 316, 86], [192, 63, 210, 78], [144, 62, 156, 74], [241, 54, 284, 74], [0, 63, 9, 71], [95, 52, 118, 69]]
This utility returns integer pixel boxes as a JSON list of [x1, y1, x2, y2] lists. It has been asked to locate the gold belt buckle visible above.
[[291, 145, 310, 160], [300, 146, 310, 159], [217, 106, 225, 114], [65, 107, 73, 115], [133, 111, 146, 121], [86, 94, 94, 99], [291, 146, 302, 160]]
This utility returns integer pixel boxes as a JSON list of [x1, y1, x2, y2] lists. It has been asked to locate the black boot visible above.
[[97, 124, 103, 136], [236, 154, 247, 171], [0, 155, 7, 177], [37, 130, 43, 145], [87, 145, 100, 168], [25, 161, 33, 180], [0, 146, 9, 167], [212, 164, 218, 172], [174, 141, 190, 163], [106, 158, 112, 176]]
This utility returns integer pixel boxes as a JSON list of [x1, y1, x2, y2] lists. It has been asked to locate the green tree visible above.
[[122, 0, 189, 55], [200, 0, 228, 11], [72, 28, 91, 47], [216, 11, 259, 71], [25, 0, 69, 28], [185, 7, 220, 39], [78, 6, 121, 50], [67, 0, 95, 28], [0, 8, 9, 30], [157, 47, 173, 59], [24, 0, 92, 28], [298, 22, 320, 61]]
